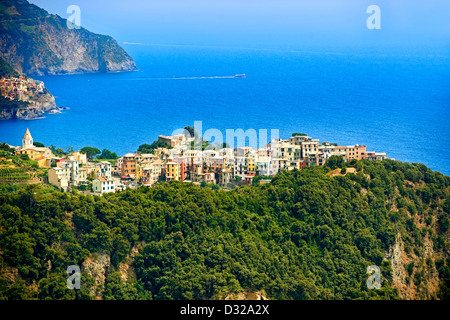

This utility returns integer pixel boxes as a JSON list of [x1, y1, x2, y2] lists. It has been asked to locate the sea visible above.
[[0, 44, 449, 175]]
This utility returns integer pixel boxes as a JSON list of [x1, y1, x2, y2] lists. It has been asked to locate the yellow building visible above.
[[247, 155, 256, 173], [136, 162, 149, 181], [78, 167, 88, 182], [68, 151, 87, 164], [166, 162, 180, 181], [16, 148, 45, 160], [35, 156, 48, 168]]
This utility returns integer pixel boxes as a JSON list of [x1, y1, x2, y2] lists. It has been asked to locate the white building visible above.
[[257, 156, 275, 176], [234, 156, 248, 179], [93, 177, 116, 194], [95, 161, 112, 179]]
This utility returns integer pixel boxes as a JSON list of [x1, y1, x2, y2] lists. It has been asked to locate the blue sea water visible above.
[[0, 44, 449, 175]]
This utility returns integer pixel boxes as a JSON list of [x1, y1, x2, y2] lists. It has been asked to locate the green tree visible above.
[[97, 149, 118, 160], [38, 273, 76, 300], [80, 147, 101, 160], [184, 126, 197, 138], [137, 140, 171, 154], [325, 155, 345, 170]]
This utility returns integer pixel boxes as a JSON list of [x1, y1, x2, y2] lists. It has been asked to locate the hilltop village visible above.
[[0, 76, 58, 120], [3, 128, 387, 193], [0, 76, 46, 101]]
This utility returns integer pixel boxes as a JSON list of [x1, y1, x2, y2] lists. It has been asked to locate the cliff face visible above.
[[0, 92, 56, 120], [0, 0, 137, 76], [0, 0, 137, 119]]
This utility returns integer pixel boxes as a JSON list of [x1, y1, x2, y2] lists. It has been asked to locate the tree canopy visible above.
[[80, 147, 101, 160], [97, 149, 118, 160], [137, 141, 171, 154], [0, 159, 448, 300]]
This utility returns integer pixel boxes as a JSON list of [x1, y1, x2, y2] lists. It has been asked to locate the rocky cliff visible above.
[[0, 0, 137, 76], [0, 0, 137, 119], [0, 89, 56, 120]]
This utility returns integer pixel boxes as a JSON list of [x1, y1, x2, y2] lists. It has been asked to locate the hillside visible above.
[[0, 159, 448, 300], [0, 56, 19, 78], [0, 0, 137, 75]]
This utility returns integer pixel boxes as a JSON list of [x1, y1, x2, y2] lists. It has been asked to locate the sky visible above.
[[28, 0, 450, 50]]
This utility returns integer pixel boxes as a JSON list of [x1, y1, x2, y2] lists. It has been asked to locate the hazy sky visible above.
[[29, 0, 450, 49]]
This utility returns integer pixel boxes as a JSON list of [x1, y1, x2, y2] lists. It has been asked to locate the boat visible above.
[[234, 74, 247, 78]]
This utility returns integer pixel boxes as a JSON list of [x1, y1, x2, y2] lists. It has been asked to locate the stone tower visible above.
[[22, 128, 33, 149]]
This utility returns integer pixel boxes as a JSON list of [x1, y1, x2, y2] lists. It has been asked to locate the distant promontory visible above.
[[0, 0, 137, 75], [0, 0, 137, 120]]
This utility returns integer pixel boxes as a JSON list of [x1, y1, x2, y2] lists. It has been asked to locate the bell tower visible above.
[[22, 128, 33, 149]]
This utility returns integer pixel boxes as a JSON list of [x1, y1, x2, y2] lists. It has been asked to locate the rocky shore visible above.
[[0, 88, 57, 120]]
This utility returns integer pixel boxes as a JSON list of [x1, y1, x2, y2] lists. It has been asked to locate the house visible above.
[[346, 145, 366, 161], [256, 156, 274, 176], [234, 156, 248, 179], [332, 146, 347, 158], [140, 161, 163, 186], [244, 173, 255, 186], [121, 153, 138, 178], [92, 177, 116, 194], [192, 171, 215, 185], [48, 167, 69, 191], [94, 161, 112, 179], [300, 138, 320, 159], [166, 161, 180, 181], [67, 151, 87, 164], [366, 151, 387, 161], [158, 134, 193, 148]]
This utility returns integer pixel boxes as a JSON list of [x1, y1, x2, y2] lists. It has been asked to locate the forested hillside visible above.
[[0, 159, 448, 300], [0, 0, 137, 75]]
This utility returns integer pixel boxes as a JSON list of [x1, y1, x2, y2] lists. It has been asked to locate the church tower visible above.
[[22, 128, 33, 149]]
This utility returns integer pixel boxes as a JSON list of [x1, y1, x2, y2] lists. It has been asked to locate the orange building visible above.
[[345, 145, 366, 161], [121, 153, 138, 178]]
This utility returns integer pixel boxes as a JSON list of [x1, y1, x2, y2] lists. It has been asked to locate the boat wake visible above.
[[119, 74, 246, 81], [23, 116, 46, 120]]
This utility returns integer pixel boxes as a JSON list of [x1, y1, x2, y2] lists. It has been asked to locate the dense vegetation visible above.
[[0, 144, 44, 184], [137, 141, 172, 154], [0, 57, 19, 78], [0, 95, 29, 113], [0, 168, 31, 182], [0, 159, 448, 300]]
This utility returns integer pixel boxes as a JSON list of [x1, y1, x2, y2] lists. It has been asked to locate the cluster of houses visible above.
[[9, 128, 388, 194], [0, 76, 46, 101], [116, 132, 387, 188], [12, 128, 115, 193]]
